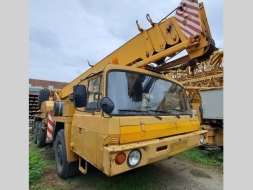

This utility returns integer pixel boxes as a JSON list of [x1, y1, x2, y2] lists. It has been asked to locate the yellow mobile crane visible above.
[[33, 0, 216, 179]]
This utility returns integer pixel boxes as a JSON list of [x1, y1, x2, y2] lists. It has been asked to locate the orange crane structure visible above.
[[168, 50, 224, 148]]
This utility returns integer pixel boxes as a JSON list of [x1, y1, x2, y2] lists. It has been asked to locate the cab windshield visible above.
[[107, 70, 191, 116]]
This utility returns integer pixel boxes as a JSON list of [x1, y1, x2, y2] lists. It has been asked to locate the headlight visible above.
[[200, 134, 205, 144], [127, 149, 141, 168]]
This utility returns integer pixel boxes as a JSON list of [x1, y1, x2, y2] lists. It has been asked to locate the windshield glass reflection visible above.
[[107, 71, 191, 116]]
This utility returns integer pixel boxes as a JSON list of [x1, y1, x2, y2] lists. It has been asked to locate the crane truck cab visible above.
[[34, 63, 209, 178]]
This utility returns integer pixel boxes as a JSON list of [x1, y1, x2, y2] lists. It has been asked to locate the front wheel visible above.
[[55, 129, 80, 179]]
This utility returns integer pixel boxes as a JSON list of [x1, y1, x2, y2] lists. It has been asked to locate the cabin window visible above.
[[86, 76, 102, 111]]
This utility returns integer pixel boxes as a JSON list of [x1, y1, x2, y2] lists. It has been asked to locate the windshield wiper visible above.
[[149, 110, 167, 113], [147, 110, 163, 120], [118, 109, 162, 120], [167, 109, 193, 118], [149, 110, 181, 119], [118, 109, 148, 113]]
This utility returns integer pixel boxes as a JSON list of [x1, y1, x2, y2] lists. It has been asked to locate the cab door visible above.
[[72, 75, 103, 164]]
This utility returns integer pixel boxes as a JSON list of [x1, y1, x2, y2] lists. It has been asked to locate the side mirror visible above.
[[73, 85, 87, 108], [100, 97, 115, 114]]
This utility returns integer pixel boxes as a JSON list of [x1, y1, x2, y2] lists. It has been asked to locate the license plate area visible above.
[[170, 140, 187, 152]]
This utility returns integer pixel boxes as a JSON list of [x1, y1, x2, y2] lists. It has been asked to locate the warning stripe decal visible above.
[[46, 112, 54, 143], [175, 15, 202, 31], [175, 0, 202, 38], [176, 19, 202, 37], [175, 10, 201, 26]]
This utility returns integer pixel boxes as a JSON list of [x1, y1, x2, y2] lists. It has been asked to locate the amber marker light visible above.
[[115, 152, 126, 165], [111, 58, 119, 64]]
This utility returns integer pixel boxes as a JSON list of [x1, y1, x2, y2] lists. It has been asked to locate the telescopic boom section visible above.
[[59, 0, 216, 99]]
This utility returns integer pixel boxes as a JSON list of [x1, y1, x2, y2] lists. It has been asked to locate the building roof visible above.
[[29, 78, 68, 89]]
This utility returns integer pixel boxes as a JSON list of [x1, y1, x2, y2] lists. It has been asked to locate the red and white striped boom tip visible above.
[[175, 0, 202, 38]]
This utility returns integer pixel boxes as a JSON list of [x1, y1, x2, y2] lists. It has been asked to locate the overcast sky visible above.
[[29, 0, 223, 83]]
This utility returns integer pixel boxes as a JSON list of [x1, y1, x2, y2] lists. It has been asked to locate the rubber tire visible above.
[[38, 89, 50, 109], [36, 122, 47, 148], [33, 121, 40, 144], [55, 129, 80, 179]]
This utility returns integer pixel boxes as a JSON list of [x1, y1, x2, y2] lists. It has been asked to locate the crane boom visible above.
[[59, 0, 216, 99]]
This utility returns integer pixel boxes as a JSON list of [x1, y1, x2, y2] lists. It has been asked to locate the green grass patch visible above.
[[29, 148, 47, 184], [174, 147, 223, 166], [29, 135, 55, 185]]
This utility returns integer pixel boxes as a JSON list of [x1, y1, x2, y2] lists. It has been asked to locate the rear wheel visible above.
[[36, 122, 47, 148], [55, 129, 79, 179], [33, 121, 40, 144]]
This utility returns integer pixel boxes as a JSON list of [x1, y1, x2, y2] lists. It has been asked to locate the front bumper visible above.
[[102, 129, 208, 176]]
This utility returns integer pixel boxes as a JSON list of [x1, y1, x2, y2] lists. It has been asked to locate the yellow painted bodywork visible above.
[[69, 109, 206, 176], [62, 102, 75, 117], [119, 116, 200, 144], [40, 101, 54, 112]]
